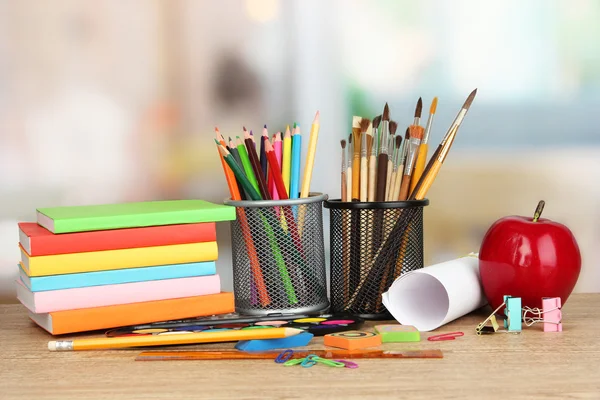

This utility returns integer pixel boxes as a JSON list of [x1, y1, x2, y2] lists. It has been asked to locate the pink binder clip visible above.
[[542, 297, 562, 332]]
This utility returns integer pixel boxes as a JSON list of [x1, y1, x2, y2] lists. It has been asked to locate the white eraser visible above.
[[48, 341, 56, 351]]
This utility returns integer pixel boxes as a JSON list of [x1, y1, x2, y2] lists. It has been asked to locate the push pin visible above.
[[522, 297, 562, 332]]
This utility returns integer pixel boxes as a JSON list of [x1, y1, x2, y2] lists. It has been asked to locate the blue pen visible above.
[[290, 123, 301, 199]]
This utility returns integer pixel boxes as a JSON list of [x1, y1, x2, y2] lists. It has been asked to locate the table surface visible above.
[[1, 294, 599, 399]]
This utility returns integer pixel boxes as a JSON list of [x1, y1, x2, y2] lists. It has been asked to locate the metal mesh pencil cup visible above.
[[224, 193, 329, 315], [324, 199, 429, 319]]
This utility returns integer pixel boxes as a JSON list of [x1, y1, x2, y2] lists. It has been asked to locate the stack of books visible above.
[[16, 200, 236, 335]]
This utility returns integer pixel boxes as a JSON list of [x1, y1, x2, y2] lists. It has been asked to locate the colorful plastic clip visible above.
[[333, 359, 359, 369], [503, 295, 522, 332], [275, 349, 293, 363], [542, 297, 562, 332]]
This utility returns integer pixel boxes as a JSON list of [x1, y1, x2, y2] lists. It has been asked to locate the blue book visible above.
[[18, 261, 216, 292]]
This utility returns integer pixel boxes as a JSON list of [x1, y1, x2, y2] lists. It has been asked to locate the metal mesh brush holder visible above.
[[324, 199, 429, 319], [224, 193, 329, 315]]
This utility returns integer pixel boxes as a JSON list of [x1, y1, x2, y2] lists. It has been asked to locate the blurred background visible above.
[[1, 0, 599, 302]]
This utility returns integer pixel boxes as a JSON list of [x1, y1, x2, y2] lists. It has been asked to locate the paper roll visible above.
[[381, 253, 486, 331]]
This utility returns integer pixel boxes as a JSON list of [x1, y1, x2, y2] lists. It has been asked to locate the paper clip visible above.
[[428, 332, 464, 341], [301, 354, 319, 368], [523, 297, 562, 332], [283, 358, 305, 367], [274, 349, 293, 363], [503, 295, 522, 332], [333, 359, 359, 369]]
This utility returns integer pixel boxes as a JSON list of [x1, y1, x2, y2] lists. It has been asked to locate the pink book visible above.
[[16, 274, 221, 313]]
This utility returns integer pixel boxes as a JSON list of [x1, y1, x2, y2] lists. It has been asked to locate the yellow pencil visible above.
[[282, 125, 292, 196], [48, 327, 303, 351], [298, 111, 320, 236]]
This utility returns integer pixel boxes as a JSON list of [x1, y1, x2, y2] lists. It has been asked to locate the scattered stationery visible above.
[[323, 331, 382, 350], [374, 325, 420, 343], [235, 332, 314, 351]]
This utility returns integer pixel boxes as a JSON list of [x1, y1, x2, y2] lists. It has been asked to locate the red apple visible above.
[[479, 201, 581, 311]]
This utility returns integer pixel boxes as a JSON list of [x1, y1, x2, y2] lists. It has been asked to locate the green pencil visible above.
[[219, 143, 297, 303], [236, 137, 261, 195]]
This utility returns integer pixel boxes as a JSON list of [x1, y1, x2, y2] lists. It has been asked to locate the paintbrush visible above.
[[341, 140, 347, 202], [385, 121, 398, 200], [410, 89, 477, 200], [351, 116, 362, 201], [359, 118, 371, 202], [410, 97, 437, 194], [376, 104, 390, 201], [346, 133, 353, 202], [398, 126, 424, 200], [368, 115, 381, 202], [392, 128, 409, 201], [388, 135, 403, 201]]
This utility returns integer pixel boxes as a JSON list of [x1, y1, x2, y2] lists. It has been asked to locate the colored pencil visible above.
[[282, 125, 292, 196], [214, 131, 239, 198], [236, 137, 260, 195], [49, 328, 303, 351], [300, 111, 321, 198], [245, 131, 271, 200], [260, 125, 268, 178], [290, 124, 302, 199], [228, 137, 247, 200], [214, 144, 269, 305]]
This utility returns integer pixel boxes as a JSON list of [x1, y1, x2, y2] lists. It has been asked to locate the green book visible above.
[[36, 200, 236, 234]]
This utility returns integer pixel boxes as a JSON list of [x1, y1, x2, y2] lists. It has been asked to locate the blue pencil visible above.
[[290, 123, 302, 199]]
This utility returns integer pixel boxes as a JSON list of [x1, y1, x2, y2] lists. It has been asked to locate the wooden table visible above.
[[1, 294, 599, 399]]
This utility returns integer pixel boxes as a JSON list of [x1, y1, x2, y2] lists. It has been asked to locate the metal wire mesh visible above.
[[225, 194, 329, 315], [325, 199, 429, 319]]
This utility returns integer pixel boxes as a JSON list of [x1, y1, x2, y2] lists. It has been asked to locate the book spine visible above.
[[23, 275, 222, 313], [47, 292, 235, 335], [27, 223, 216, 256]]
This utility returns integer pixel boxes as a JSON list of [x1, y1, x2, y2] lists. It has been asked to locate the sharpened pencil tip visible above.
[[214, 126, 219, 132], [264, 124, 267, 129], [313, 111, 320, 123]]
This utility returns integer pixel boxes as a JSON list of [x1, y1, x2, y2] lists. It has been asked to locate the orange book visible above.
[[28, 292, 235, 335]]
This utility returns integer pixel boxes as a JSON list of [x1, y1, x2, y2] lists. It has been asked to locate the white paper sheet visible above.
[[382, 254, 486, 331]]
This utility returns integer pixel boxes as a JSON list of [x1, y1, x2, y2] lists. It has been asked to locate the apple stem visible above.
[[533, 200, 545, 222]]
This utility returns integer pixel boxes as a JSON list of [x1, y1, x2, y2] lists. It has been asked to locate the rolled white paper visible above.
[[381, 253, 486, 331]]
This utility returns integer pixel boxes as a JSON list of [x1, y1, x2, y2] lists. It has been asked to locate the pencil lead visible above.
[[360, 117, 371, 134], [293, 122, 297, 129], [373, 115, 382, 129], [382, 103, 390, 121], [389, 121, 398, 136], [264, 124, 267, 129], [215, 126, 220, 132], [463, 89, 477, 110], [415, 97, 423, 118], [214, 138, 220, 146], [430, 97, 438, 115], [313, 110, 320, 123], [243, 126, 247, 132], [276, 131, 281, 140]]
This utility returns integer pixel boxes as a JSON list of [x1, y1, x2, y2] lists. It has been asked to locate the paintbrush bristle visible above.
[[352, 116, 362, 128], [404, 128, 410, 141], [360, 118, 371, 133], [348, 133, 352, 144], [373, 115, 382, 129], [395, 135, 402, 149], [415, 97, 423, 118], [389, 121, 398, 136], [463, 89, 477, 110], [430, 97, 438, 115], [382, 103, 390, 121], [341, 139, 346, 149]]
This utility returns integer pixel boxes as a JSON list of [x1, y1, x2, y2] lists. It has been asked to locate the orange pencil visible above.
[[214, 139, 270, 306]]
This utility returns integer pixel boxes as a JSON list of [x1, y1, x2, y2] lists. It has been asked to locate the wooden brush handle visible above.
[[398, 174, 411, 200], [387, 170, 397, 202], [376, 153, 388, 202], [392, 167, 403, 201], [360, 157, 368, 202], [346, 167, 353, 202], [368, 155, 376, 202], [341, 171, 347, 202], [409, 144, 441, 200], [352, 155, 360, 201], [413, 160, 441, 200], [410, 144, 428, 195]]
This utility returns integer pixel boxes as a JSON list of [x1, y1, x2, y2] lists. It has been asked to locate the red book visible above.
[[18, 222, 216, 256]]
